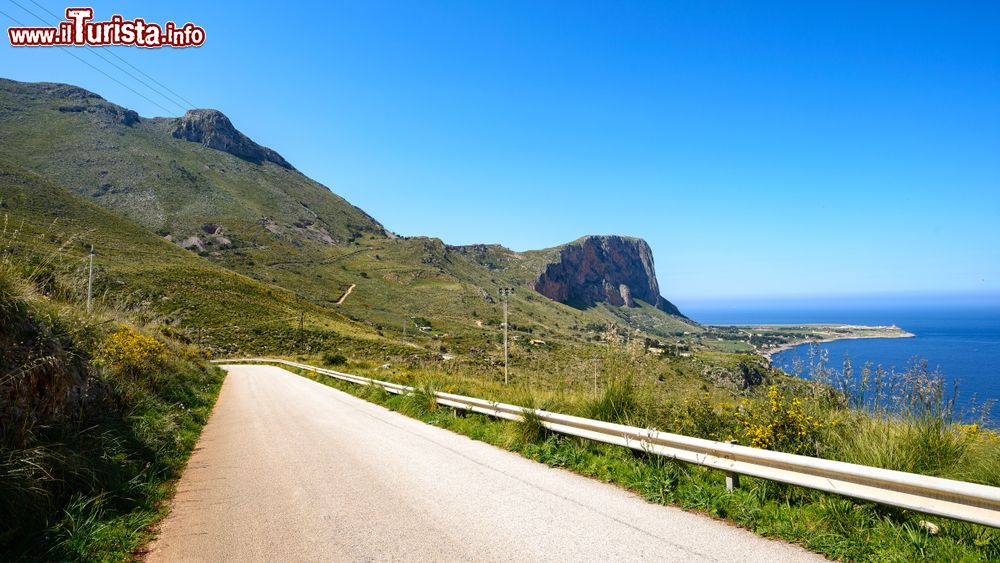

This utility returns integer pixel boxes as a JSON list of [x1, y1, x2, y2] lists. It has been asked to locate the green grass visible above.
[[0, 158, 420, 358], [0, 240, 224, 560], [585, 373, 642, 424]]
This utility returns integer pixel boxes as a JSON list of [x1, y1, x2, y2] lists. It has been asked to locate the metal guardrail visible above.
[[215, 357, 1000, 528]]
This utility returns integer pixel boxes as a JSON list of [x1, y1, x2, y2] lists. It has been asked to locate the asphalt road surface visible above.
[[147, 364, 821, 562]]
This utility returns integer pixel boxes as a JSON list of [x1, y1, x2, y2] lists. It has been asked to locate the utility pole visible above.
[[298, 312, 304, 354], [498, 287, 514, 385], [86, 245, 94, 313]]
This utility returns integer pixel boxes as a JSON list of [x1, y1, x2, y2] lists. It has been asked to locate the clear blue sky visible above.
[[2, 1, 998, 305]]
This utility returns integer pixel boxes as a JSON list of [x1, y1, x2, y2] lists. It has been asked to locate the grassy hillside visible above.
[[0, 78, 910, 369], [0, 159, 409, 357], [0, 79, 385, 248], [0, 77, 702, 363]]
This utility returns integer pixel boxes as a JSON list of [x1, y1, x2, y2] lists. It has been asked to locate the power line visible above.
[[86, 244, 94, 313], [498, 287, 514, 385], [103, 50, 196, 109], [10, 0, 188, 113], [6, 1, 189, 114], [25, 0, 198, 110], [0, 8, 176, 115]]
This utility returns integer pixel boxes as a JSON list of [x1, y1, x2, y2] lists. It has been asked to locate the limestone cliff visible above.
[[533, 235, 684, 316], [170, 109, 293, 169]]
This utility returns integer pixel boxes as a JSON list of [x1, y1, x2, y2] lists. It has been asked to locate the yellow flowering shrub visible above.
[[959, 423, 1000, 444], [737, 385, 828, 455], [98, 325, 165, 375]]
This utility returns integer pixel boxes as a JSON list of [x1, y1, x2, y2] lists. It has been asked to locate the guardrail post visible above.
[[725, 472, 740, 491], [725, 440, 740, 491]]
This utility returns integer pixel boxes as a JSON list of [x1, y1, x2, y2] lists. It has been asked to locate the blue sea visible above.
[[682, 298, 1000, 425]]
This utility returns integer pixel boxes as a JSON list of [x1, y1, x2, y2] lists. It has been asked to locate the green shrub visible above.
[[669, 393, 739, 441], [322, 352, 348, 366], [395, 379, 438, 417], [504, 390, 548, 446], [587, 374, 639, 424]]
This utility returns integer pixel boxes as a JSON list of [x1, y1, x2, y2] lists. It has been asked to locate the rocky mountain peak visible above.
[[533, 235, 684, 316], [170, 109, 293, 169], [0, 78, 140, 126]]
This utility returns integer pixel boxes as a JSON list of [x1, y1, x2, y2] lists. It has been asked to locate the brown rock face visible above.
[[534, 236, 684, 316], [58, 103, 139, 126], [170, 109, 293, 169]]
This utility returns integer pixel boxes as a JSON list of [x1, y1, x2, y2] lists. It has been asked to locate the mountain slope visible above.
[[0, 78, 386, 253], [0, 77, 700, 358], [0, 158, 402, 356]]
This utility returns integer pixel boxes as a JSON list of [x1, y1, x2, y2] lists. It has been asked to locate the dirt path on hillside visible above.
[[334, 283, 356, 305]]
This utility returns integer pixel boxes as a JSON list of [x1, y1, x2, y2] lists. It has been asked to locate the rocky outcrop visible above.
[[1, 295, 107, 435], [170, 109, 293, 169], [3, 79, 141, 125], [534, 235, 684, 316], [58, 103, 139, 126]]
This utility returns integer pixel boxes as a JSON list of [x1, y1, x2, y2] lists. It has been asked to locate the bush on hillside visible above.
[[736, 385, 831, 455], [97, 325, 165, 376], [322, 352, 348, 366]]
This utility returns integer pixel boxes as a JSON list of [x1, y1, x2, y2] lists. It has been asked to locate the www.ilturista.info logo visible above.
[[7, 7, 205, 48]]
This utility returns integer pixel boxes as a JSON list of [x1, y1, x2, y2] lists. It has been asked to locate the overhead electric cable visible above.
[[26, 0, 198, 109], [7, 0, 190, 114]]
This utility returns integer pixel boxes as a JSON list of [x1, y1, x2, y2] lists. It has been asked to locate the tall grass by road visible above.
[[0, 242, 223, 560]]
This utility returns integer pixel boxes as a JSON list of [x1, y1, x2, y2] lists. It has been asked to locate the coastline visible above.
[[755, 325, 916, 364]]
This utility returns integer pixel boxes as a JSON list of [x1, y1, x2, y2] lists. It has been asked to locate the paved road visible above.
[[148, 364, 821, 562]]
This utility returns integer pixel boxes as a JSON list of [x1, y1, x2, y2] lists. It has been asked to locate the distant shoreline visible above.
[[745, 324, 917, 364]]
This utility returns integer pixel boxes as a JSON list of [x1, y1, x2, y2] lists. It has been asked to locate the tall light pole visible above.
[[86, 245, 94, 313], [498, 287, 514, 385]]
